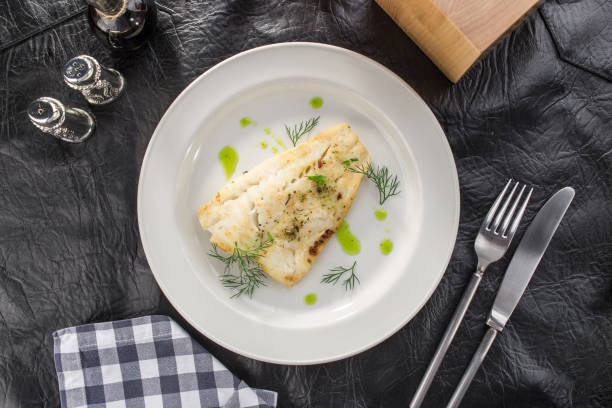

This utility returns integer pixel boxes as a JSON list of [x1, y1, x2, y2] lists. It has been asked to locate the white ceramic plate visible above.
[[138, 43, 459, 364]]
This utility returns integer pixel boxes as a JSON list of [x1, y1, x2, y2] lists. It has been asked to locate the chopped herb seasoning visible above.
[[342, 158, 359, 166], [307, 175, 326, 185]]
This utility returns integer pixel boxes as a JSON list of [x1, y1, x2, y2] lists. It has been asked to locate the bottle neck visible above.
[[86, 0, 126, 17]]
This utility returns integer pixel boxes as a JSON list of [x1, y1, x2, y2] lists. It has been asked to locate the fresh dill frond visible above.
[[348, 162, 400, 205], [321, 261, 360, 291], [208, 235, 274, 298], [307, 175, 326, 185], [265, 231, 274, 243], [285, 116, 320, 146]]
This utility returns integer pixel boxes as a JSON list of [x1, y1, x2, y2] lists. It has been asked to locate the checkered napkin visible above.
[[53, 315, 277, 408]]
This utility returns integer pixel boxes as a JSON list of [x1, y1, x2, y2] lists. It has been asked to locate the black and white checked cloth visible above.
[[53, 315, 277, 408]]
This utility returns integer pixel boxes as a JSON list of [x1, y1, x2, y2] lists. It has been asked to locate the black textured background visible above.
[[1, 0, 611, 407]]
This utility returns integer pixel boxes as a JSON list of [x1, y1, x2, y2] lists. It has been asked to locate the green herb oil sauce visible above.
[[336, 221, 360, 255], [259, 141, 268, 149], [310, 97, 323, 109], [264, 127, 271, 134], [271, 147, 278, 154], [218, 146, 238, 180], [375, 209, 387, 220], [275, 137, 288, 150], [240, 117, 256, 127], [380, 238, 393, 255], [304, 293, 317, 305]]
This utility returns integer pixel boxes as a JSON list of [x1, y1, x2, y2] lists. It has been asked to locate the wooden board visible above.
[[376, 0, 540, 82]]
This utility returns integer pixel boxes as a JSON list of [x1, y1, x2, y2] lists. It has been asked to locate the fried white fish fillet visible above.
[[198, 123, 370, 286]]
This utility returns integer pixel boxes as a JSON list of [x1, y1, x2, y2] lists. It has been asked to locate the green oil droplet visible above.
[[218, 146, 238, 180], [380, 238, 393, 255], [275, 137, 288, 150], [310, 96, 323, 109], [240, 117, 255, 127], [375, 209, 387, 220], [264, 127, 271, 134], [271, 146, 278, 154], [260, 141, 268, 149], [385, 228, 389, 233], [336, 220, 361, 255], [304, 293, 317, 305]]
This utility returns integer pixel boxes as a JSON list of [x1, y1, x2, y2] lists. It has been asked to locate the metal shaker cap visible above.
[[64, 55, 97, 86], [27, 97, 64, 127], [63, 54, 125, 105], [28, 97, 95, 143]]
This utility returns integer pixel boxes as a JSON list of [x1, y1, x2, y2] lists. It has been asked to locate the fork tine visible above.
[[491, 181, 519, 232], [483, 179, 512, 229], [500, 184, 526, 237], [506, 187, 533, 239]]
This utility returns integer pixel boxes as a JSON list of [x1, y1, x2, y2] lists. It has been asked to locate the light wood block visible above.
[[376, 0, 540, 82]]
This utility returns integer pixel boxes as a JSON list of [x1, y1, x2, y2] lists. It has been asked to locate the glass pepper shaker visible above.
[[27, 97, 95, 143], [63, 55, 125, 105]]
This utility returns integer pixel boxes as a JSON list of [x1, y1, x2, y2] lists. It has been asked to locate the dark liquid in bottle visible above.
[[88, 0, 157, 50]]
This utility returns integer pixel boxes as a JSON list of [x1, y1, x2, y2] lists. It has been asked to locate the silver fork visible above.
[[410, 179, 533, 408]]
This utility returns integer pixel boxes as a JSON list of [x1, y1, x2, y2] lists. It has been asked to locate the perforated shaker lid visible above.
[[64, 55, 97, 85], [27, 97, 64, 126]]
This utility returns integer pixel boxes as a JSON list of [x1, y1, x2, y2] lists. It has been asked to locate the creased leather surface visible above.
[[540, 0, 612, 81], [0, 0, 85, 49], [0, 1, 611, 407]]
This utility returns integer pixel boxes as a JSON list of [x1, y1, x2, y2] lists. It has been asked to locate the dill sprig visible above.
[[208, 233, 274, 298], [348, 162, 400, 205], [285, 116, 320, 146], [321, 261, 360, 291]]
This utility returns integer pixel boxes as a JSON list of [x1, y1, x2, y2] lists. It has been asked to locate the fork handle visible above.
[[409, 268, 484, 408], [446, 327, 498, 408]]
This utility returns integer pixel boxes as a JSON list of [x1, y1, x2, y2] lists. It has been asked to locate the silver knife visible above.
[[446, 187, 575, 408]]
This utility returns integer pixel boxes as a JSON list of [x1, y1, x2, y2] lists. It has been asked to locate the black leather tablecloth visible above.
[[1, 1, 611, 407]]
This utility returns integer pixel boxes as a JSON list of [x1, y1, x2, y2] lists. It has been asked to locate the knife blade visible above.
[[487, 186, 575, 331], [447, 186, 575, 408]]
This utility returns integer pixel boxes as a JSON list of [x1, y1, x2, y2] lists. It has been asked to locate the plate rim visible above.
[[138, 42, 460, 364]]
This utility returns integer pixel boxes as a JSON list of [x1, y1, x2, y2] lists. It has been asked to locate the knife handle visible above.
[[410, 270, 484, 408], [446, 327, 499, 408]]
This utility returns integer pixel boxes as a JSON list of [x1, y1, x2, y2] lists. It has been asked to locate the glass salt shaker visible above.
[[63, 55, 125, 105], [28, 97, 95, 143]]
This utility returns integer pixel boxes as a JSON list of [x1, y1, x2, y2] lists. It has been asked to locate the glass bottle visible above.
[[86, 0, 157, 50]]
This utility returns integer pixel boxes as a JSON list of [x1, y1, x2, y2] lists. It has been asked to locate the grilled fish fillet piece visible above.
[[198, 123, 371, 286]]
